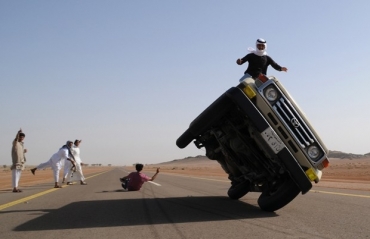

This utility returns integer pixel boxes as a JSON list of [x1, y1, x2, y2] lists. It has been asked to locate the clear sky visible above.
[[1, 1, 370, 166]]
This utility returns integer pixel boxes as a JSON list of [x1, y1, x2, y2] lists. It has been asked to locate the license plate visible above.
[[261, 128, 285, 154]]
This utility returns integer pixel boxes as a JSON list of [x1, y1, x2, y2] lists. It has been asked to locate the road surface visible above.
[[0, 168, 369, 239]]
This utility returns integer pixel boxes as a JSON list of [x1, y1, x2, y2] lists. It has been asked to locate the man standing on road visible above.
[[11, 128, 27, 193], [120, 164, 159, 191], [31, 141, 76, 188], [64, 139, 87, 185]]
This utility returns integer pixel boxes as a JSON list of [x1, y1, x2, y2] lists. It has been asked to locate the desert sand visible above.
[[1, 157, 369, 191]]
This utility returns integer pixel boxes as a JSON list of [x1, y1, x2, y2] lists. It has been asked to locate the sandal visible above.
[[12, 189, 22, 193], [80, 182, 87, 185], [54, 185, 62, 188]]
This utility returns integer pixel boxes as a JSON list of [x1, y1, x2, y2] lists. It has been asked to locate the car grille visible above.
[[273, 97, 315, 149]]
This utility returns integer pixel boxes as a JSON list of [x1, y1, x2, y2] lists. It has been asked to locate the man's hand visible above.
[[69, 158, 77, 171], [150, 168, 160, 181], [281, 67, 288, 72], [236, 59, 243, 65]]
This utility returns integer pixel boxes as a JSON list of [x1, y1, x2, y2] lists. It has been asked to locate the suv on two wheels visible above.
[[176, 74, 329, 211]]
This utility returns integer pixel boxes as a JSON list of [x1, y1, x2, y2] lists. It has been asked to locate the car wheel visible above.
[[227, 180, 250, 200], [257, 176, 301, 212], [176, 130, 194, 149]]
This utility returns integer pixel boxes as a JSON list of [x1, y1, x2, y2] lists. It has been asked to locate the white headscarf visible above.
[[248, 38, 267, 56]]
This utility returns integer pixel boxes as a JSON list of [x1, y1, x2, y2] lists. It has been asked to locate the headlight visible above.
[[265, 87, 278, 101], [307, 146, 320, 159]]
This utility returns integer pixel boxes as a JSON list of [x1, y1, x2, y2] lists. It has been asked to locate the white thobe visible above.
[[12, 169, 22, 188], [66, 146, 85, 182], [63, 159, 72, 178], [36, 148, 70, 182]]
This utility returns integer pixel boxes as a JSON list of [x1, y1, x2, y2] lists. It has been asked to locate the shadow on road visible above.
[[11, 196, 276, 231]]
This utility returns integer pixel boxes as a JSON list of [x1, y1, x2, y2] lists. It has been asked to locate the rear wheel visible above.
[[227, 180, 250, 200], [257, 176, 301, 212]]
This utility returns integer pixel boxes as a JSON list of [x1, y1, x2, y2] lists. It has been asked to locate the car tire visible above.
[[176, 130, 194, 149], [257, 176, 301, 212], [177, 91, 235, 149], [227, 180, 250, 200]]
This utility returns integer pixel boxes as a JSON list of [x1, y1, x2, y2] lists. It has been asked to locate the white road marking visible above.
[[148, 181, 161, 186], [311, 190, 370, 198], [159, 173, 229, 183]]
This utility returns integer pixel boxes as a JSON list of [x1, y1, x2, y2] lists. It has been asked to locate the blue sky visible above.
[[1, 1, 370, 166]]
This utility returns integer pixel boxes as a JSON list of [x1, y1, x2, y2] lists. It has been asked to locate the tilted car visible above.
[[176, 73, 329, 212]]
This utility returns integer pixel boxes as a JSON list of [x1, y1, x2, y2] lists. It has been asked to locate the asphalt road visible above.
[[0, 168, 369, 239]]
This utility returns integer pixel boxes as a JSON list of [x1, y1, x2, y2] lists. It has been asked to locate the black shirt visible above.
[[240, 53, 282, 78]]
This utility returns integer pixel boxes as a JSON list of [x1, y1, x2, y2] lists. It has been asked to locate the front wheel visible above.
[[257, 176, 301, 212]]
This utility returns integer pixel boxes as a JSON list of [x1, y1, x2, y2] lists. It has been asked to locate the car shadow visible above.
[[11, 196, 276, 231]]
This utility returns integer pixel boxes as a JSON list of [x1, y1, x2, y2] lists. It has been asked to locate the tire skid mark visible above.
[[141, 185, 160, 239], [142, 181, 248, 223], [140, 183, 187, 239], [156, 178, 334, 238], [148, 183, 187, 239], [160, 178, 225, 197]]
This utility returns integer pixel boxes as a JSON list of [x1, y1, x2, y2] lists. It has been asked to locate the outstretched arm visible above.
[[268, 56, 288, 73], [149, 168, 160, 181], [236, 54, 249, 65], [13, 129, 22, 146], [280, 67, 288, 72]]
